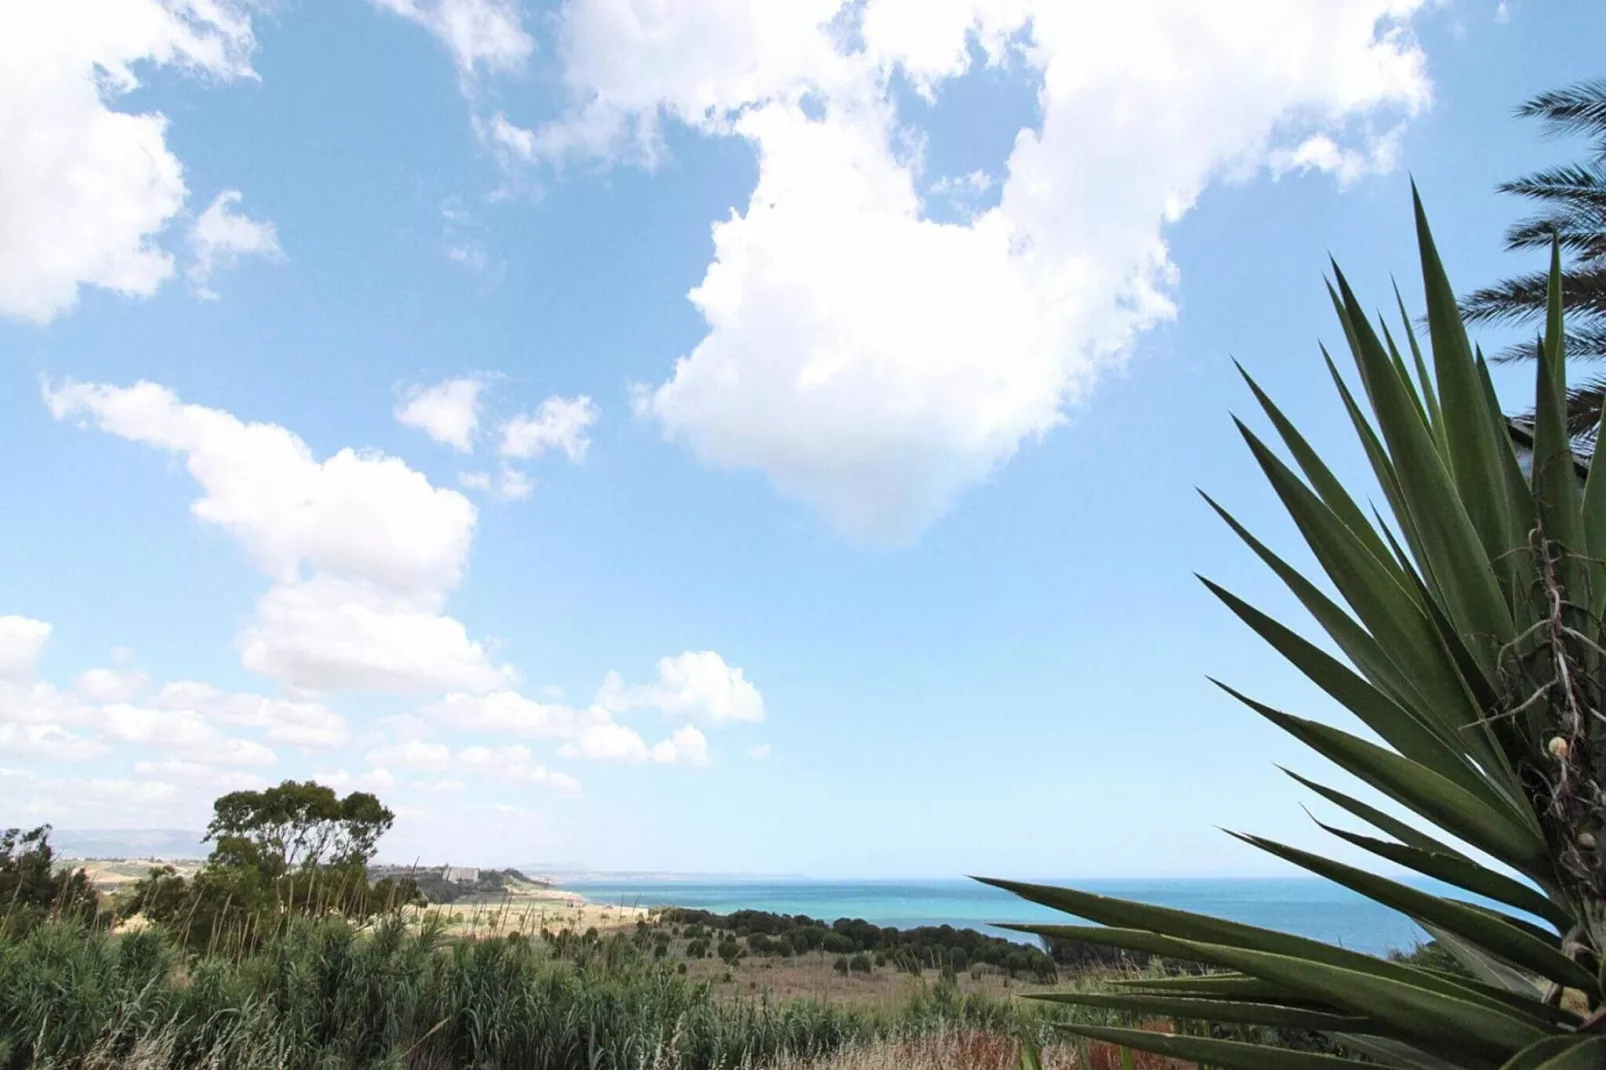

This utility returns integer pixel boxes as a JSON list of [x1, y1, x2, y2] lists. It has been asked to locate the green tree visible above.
[[126, 781, 413, 951], [205, 779, 394, 875], [0, 826, 96, 933], [989, 197, 1606, 1066], [1462, 79, 1606, 436]]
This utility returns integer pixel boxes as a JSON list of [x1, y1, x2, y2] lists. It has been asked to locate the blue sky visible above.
[[2, 0, 1602, 877]]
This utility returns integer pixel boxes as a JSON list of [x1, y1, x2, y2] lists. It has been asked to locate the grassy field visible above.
[[25, 863, 1203, 1067], [0, 912, 1160, 1070]]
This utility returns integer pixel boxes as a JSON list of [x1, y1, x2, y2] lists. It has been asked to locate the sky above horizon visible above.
[[2, 0, 1602, 879]]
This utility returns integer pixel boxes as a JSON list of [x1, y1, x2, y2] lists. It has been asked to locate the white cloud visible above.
[[477, 111, 539, 166], [429, 690, 588, 737], [0, 1, 257, 323], [240, 576, 515, 694], [1269, 126, 1407, 186], [458, 466, 534, 502], [748, 743, 771, 759], [45, 381, 476, 595], [0, 723, 109, 762], [0, 772, 184, 825], [537, 0, 1431, 542], [46, 380, 512, 694], [500, 396, 599, 461], [187, 190, 282, 299], [101, 702, 276, 766], [494, 466, 534, 500], [0, 635, 327, 778], [427, 655, 756, 767], [315, 767, 399, 792], [132, 760, 267, 791], [396, 378, 487, 452], [365, 739, 453, 771], [597, 651, 764, 724], [371, 0, 533, 78], [0, 680, 97, 729], [456, 744, 583, 794], [75, 666, 149, 703], [153, 681, 349, 748], [561, 721, 708, 765], [0, 617, 52, 681]]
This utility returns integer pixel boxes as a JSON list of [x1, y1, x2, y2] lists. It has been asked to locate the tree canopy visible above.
[[204, 780, 394, 876]]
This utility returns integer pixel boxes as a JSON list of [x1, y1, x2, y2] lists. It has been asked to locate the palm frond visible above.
[[1489, 325, 1606, 365], [1514, 79, 1606, 152], [1499, 163, 1606, 210], [1505, 373, 1606, 444], [1460, 263, 1606, 323]]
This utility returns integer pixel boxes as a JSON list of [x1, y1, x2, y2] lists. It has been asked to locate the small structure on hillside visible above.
[[441, 866, 480, 884]]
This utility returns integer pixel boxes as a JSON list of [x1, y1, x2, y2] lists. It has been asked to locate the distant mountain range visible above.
[[48, 829, 208, 860]]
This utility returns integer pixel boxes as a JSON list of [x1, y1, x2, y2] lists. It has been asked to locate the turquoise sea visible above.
[[566, 878, 1438, 956]]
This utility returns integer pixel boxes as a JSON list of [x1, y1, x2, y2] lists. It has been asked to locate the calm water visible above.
[[565, 877, 1432, 956]]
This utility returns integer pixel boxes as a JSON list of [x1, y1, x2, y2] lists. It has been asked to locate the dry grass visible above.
[[403, 897, 650, 938], [682, 953, 1064, 1009], [75, 858, 203, 891], [757, 1027, 1192, 1070]]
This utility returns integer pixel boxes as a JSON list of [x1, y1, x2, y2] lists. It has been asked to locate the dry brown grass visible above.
[[683, 953, 1063, 1009], [759, 1026, 1193, 1070]]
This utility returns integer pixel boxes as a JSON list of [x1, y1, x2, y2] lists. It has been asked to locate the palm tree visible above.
[[1464, 80, 1606, 439], [991, 195, 1606, 1067]]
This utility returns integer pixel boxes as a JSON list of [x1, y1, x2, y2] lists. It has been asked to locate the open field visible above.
[[409, 896, 652, 937], [74, 857, 202, 891], [774, 1029, 1190, 1070]]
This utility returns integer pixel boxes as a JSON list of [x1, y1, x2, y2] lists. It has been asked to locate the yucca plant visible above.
[[984, 191, 1606, 1070]]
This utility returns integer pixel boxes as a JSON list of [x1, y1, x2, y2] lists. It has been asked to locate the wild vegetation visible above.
[[389, 865, 547, 905], [118, 780, 423, 954], [658, 908, 1059, 982]]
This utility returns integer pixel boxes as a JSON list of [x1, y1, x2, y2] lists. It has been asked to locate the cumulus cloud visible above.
[[0, 770, 184, 826], [239, 576, 514, 694], [0, 634, 323, 777], [597, 651, 764, 724], [0, 617, 52, 681], [429, 690, 589, 737], [365, 739, 453, 771], [45, 380, 513, 694], [371, 0, 533, 78], [131, 760, 267, 791], [431, 653, 755, 767], [396, 378, 486, 452], [153, 681, 349, 748], [561, 721, 708, 766], [187, 190, 282, 299], [0, 1, 258, 323], [75, 666, 149, 703], [532, 0, 1432, 542], [457, 744, 583, 794], [500, 396, 599, 461], [101, 702, 277, 766], [0, 723, 109, 762]]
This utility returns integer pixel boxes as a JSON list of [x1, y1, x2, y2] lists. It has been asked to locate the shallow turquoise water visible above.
[[565, 877, 1435, 955]]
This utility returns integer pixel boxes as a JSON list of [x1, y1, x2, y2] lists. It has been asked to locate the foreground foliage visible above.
[[0, 916, 1070, 1070], [993, 195, 1606, 1067], [0, 826, 96, 937]]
